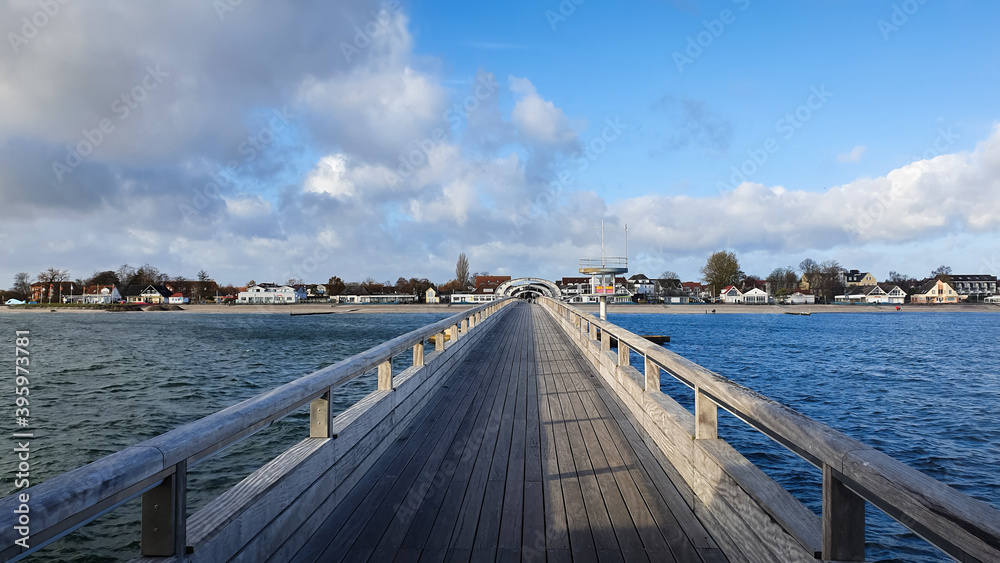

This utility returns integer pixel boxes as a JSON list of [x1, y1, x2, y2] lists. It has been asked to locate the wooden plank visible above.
[[413, 323, 517, 562], [291, 349, 483, 562], [399, 315, 519, 559], [369, 315, 513, 562], [472, 305, 526, 560], [547, 322, 651, 563], [312, 318, 502, 562], [538, 324, 598, 562], [444, 306, 526, 558]]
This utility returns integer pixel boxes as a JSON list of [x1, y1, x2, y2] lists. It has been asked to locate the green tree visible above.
[[700, 251, 744, 295], [197, 269, 211, 282]]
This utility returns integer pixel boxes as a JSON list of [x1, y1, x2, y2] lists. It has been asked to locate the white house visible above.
[[168, 293, 190, 304], [741, 287, 771, 304], [65, 285, 122, 304], [628, 274, 656, 296], [786, 291, 815, 305], [720, 286, 743, 304], [238, 284, 307, 304]]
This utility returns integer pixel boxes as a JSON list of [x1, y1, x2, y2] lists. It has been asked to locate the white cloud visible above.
[[509, 76, 578, 147], [837, 145, 868, 163]]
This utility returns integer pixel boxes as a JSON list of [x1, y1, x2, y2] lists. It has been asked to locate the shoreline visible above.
[[3, 302, 1000, 314]]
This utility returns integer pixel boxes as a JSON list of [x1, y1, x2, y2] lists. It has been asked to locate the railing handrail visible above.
[[538, 296, 1000, 562], [0, 298, 511, 561]]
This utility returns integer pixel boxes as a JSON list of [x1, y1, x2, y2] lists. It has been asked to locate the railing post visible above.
[[823, 465, 866, 561], [590, 321, 598, 341], [413, 341, 424, 368], [695, 387, 718, 440], [141, 461, 187, 557], [378, 359, 392, 391], [601, 329, 611, 352], [310, 388, 333, 438], [436, 331, 446, 351], [618, 342, 629, 367], [449, 324, 458, 343], [468, 314, 476, 329], [461, 318, 469, 335], [644, 356, 659, 392]]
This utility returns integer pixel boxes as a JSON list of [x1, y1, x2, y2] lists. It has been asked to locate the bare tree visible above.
[[456, 253, 471, 288], [116, 264, 137, 287], [12, 272, 31, 297], [659, 270, 679, 280]]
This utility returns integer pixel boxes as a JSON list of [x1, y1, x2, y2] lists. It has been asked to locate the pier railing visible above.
[[539, 296, 1000, 562], [0, 298, 512, 562]]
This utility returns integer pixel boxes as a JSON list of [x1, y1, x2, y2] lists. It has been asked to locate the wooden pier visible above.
[[3, 299, 999, 562]]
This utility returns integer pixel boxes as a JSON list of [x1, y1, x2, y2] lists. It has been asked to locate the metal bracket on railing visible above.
[[140, 461, 187, 557], [822, 465, 866, 561]]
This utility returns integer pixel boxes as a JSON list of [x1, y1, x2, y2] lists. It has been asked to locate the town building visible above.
[[237, 284, 307, 304], [910, 279, 959, 304], [948, 275, 997, 300], [63, 285, 122, 304], [843, 270, 878, 286], [425, 287, 439, 304], [720, 286, 743, 304], [785, 290, 815, 305], [741, 287, 772, 304]]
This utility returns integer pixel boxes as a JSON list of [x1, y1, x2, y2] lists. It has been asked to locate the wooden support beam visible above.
[[309, 389, 333, 438], [141, 461, 187, 557], [377, 360, 392, 391], [823, 464, 866, 561], [618, 342, 629, 367], [644, 356, 659, 392], [412, 342, 424, 368], [695, 387, 718, 440]]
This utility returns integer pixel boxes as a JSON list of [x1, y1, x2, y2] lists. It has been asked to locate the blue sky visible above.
[[2, 1, 999, 286]]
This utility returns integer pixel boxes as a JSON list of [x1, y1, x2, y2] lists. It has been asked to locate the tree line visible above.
[[698, 250, 954, 303]]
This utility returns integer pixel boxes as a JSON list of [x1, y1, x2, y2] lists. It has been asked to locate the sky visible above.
[[2, 0, 1000, 287]]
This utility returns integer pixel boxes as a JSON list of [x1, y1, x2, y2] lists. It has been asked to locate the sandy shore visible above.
[[4, 302, 1000, 314]]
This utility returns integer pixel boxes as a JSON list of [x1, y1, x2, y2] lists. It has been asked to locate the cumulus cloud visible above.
[[615, 124, 1000, 257], [509, 76, 578, 148], [838, 145, 868, 162], [3, 1, 1000, 287]]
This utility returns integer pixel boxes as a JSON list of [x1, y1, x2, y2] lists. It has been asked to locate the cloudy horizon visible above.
[[3, 1, 999, 287]]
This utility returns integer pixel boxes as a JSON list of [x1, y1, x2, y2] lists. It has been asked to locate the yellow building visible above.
[[910, 279, 959, 304]]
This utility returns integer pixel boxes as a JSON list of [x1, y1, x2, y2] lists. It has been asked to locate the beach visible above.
[[3, 302, 999, 314]]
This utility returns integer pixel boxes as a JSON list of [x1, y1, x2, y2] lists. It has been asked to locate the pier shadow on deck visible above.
[[290, 303, 727, 563]]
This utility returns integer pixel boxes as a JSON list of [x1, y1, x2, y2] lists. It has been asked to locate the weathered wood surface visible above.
[[539, 297, 1000, 563], [290, 303, 728, 563]]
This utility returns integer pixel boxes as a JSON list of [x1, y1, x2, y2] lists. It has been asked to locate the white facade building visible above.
[[238, 284, 307, 304]]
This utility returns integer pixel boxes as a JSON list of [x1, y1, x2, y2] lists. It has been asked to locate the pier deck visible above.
[[292, 303, 725, 563]]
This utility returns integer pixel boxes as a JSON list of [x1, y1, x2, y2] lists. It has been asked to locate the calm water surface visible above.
[[1, 309, 997, 562]]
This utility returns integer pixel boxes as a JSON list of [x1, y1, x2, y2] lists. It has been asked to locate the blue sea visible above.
[[1, 309, 997, 562]]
